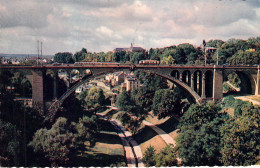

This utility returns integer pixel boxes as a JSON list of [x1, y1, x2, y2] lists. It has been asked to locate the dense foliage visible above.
[[176, 103, 227, 166], [29, 116, 98, 166], [152, 88, 183, 119], [176, 99, 260, 166], [54, 52, 74, 63], [143, 145, 178, 167]]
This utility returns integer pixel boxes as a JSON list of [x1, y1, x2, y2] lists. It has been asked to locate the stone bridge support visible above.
[[32, 69, 46, 114], [255, 67, 260, 95], [213, 68, 223, 101]]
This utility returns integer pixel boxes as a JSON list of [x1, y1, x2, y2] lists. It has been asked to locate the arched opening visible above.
[[205, 70, 213, 98], [58, 69, 68, 80], [70, 69, 81, 83], [193, 70, 202, 96], [182, 70, 191, 86], [171, 70, 180, 79], [236, 71, 253, 94], [223, 71, 254, 96]]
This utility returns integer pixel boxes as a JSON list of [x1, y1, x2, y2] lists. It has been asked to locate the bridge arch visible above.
[[205, 70, 213, 98], [224, 70, 255, 95], [193, 70, 202, 96], [171, 70, 180, 79], [182, 70, 191, 86], [46, 68, 202, 121]]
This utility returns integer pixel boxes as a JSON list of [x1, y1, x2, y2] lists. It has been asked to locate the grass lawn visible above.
[[132, 125, 167, 154], [157, 116, 179, 134], [72, 118, 126, 167], [145, 111, 170, 125], [139, 135, 167, 154]]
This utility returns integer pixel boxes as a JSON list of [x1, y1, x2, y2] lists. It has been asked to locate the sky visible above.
[[0, 0, 260, 55]]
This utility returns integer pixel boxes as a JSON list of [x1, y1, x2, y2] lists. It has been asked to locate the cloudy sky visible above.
[[0, 0, 260, 55]]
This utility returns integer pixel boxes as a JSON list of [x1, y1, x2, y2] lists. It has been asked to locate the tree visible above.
[[220, 104, 260, 166], [152, 88, 183, 119], [29, 117, 74, 166], [176, 104, 227, 166], [29, 116, 98, 166], [155, 144, 178, 167], [73, 48, 87, 62], [73, 116, 98, 155], [116, 91, 134, 111], [143, 144, 178, 167], [54, 52, 74, 63], [142, 145, 156, 166], [0, 120, 21, 166], [85, 86, 105, 109]]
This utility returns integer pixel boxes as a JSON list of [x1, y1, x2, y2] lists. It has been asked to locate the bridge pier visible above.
[[53, 71, 58, 99], [32, 69, 46, 115], [213, 68, 223, 102], [191, 74, 194, 90], [201, 74, 206, 98], [255, 67, 260, 95]]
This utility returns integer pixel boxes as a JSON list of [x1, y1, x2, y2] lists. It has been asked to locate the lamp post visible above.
[[203, 40, 206, 65]]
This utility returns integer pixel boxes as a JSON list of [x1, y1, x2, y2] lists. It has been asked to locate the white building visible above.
[[121, 73, 140, 92]]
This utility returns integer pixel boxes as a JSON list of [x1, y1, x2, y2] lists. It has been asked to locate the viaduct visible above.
[[1, 64, 259, 121]]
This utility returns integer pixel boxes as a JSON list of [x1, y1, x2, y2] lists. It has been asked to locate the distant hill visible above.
[[0, 53, 53, 58]]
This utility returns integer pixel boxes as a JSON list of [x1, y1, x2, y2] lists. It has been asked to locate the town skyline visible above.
[[0, 0, 260, 55]]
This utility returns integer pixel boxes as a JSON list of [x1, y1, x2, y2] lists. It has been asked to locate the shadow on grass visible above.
[[132, 125, 158, 144], [97, 119, 117, 132], [96, 132, 122, 144], [157, 117, 179, 134], [71, 153, 126, 167]]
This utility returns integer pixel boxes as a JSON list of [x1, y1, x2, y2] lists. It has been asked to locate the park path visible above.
[[226, 81, 240, 91], [142, 120, 182, 163], [96, 112, 144, 167], [142, 120, 176, 145]]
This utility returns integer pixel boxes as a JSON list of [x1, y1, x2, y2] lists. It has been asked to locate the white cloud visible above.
[[0, 0, 259, 54], [96, 26, 113, 37]]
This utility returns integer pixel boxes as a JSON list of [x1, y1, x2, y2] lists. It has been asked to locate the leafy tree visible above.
[[220, 105, 260, 166], [85, 86, 105, 109], [142, 145, 156, 166], [54, 52, 74, 63], [152, 88, 183, 119], [29, 117, 74, 166], [73, 48, 87, 62], [176, 104, 227, 166], [155, 144, 178, 167], [116, 91, 134, 111], [29, 116, 98, 166], [160, 55, 175, 64], [130, 51, 145, 63], [143, 144, 178, 167], [0, 120, 21, 166], [73, 116, 98, 155], [227, 50, 260, 65], [131, 87, 154, 112], [206, 39, 225, 48]]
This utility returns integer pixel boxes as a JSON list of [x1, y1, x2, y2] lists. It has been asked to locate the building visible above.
[[121, 73, 140, 92], [113, 43, 145, 53], [105, 71, 124, 87], [75, 83, 91, 93], [205, 47, 217, 53]]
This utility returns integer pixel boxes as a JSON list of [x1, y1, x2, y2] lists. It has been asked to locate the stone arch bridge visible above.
[[1, 64, 259, 121]]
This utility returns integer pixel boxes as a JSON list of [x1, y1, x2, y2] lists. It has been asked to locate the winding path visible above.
[[96, 113, 144, 167], [142, 120, 176, 145], [142, 120, 182, 163]]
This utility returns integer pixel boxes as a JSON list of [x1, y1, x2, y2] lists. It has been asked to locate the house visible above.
[[121, 73, 140, 92], [105, 71, 125, 87], [113, 43, 145, 53], [205, 47, 217, 53]]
